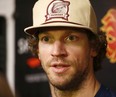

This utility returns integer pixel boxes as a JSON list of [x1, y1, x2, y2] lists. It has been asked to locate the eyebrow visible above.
[[37, 28, 87, 37]]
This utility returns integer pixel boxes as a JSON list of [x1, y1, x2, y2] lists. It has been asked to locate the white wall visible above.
[[0, 0, 15, 94]]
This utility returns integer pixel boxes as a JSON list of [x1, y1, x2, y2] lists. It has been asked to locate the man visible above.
[[24, 0, 116, 97]]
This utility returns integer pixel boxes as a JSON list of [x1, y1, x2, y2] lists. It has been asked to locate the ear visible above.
[[90, 48, 97, 57]]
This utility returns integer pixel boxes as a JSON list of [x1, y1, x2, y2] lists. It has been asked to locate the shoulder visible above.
[[95, 84, 116, 97]]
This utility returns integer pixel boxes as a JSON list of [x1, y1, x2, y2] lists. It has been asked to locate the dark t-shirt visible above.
[[50, 84, 116, 97], [95, 85, 116, 97]]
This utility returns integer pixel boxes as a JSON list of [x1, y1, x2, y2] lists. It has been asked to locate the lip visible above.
[[50, 63, 70, 74]]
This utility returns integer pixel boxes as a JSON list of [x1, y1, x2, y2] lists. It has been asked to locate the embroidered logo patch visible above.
[[45, 0, 70, 21]]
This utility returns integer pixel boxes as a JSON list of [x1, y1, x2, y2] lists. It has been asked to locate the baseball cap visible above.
[[24, 0, 97, 35]]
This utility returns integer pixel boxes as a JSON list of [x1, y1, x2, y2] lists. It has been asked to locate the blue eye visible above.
[[40, 35, 53, 43], [66, 35, 79, 41], [42, 36, 50, 42], [41, 36, 50, 42]]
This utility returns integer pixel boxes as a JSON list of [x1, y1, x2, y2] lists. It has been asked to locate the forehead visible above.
[[38, 27, 88, 35]]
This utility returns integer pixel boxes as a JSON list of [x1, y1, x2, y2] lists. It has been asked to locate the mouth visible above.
[[51, 63, 70, 74]]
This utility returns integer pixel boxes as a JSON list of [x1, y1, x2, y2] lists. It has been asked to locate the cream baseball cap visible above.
[[24, 0, 97, 35]]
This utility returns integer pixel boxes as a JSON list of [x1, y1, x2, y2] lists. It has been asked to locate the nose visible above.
[[51, 41, 67, 57]]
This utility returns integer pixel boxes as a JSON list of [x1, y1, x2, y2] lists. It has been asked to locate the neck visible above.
[[50, 74, 100, 97]]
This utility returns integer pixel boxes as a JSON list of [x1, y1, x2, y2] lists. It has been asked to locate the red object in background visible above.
[[101, 9, 116, 63], [27, 57, 41, 68]]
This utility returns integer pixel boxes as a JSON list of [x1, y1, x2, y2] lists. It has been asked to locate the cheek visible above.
[[68, 44, 90, 58], [38, 43, 52, 64], [67, 45, 91, 66]]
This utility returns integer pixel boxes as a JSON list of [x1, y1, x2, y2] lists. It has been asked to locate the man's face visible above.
[[38, 28, 96, 90]]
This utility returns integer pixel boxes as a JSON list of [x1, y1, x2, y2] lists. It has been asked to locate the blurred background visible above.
[[0, 0, 116, 97]]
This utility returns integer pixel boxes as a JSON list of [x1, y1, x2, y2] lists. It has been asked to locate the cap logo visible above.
[[45, 0, 70, 21]]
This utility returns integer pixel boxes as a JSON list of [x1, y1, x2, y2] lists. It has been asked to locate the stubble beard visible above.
[[41, 56, 91, 92], [48, 64, 90, 92]]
